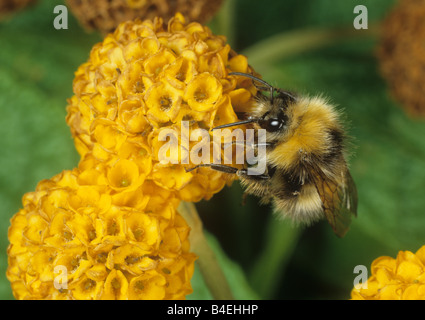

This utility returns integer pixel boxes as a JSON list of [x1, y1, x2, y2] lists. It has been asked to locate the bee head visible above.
[[213, 72, 296, 136]]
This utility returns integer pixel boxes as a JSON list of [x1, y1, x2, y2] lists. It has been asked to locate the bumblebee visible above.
[[188, 72, 358, 237]]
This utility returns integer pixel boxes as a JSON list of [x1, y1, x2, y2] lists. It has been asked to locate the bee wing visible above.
[[345, 170, 358, 216], [312, 168, 358, 237]]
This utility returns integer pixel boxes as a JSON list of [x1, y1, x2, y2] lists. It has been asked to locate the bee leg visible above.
[[185, 163, 239, 174], [222, 140, 272, 150], [222, 140, 247, 149], [236, 169, 270, 180], [186, 164, 271, 182], [186, 164, 270, 180]]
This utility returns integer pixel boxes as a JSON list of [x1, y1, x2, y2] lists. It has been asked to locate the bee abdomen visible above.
[[273, 172, 323, 224], [275, 171, 304, 200]]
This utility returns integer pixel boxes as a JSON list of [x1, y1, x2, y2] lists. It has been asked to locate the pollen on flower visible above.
[[120, 179, 130, 187], [66, 14, 259, 203], [195, 91, 206, 102], [160, 96, 173, 110]]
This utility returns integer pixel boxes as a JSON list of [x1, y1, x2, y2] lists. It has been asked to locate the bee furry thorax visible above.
[[265, 95, 345, 176]]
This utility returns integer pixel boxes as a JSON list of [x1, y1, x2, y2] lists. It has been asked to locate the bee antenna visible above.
[[229, 72, 296, 104], [212, 118, 258, 130], [228, 72, 273, 89], [228, 72, 275, 103]]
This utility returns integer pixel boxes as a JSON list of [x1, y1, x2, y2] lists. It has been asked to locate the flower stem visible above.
[[178, 201, 234, 300], [213, 0, 237, 48], [249, 217, 302, 299], [242, 24, 381, 73]]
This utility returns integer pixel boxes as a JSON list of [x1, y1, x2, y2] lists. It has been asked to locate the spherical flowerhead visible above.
[[7, 165, 196, 300], [351, 245, 425, 300], [377, 0, 425, 117], [66, 14, 259, 203], [0, 0, 36, 18], [66, 0, 224, 34]]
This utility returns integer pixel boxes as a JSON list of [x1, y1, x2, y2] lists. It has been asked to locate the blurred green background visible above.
[[1, 0, 425, 300]]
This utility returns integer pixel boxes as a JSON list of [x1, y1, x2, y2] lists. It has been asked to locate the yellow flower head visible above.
[[66, 14, 258, 202], [7, 167, 196, 300], [351, 245, 425, 300]]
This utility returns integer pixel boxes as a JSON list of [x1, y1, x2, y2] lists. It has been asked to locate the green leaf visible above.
[[0, 0, 100, 299]]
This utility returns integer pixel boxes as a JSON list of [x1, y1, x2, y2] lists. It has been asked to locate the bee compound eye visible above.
[[266, 118, 282, 132], [259, 112, 287, 132]]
